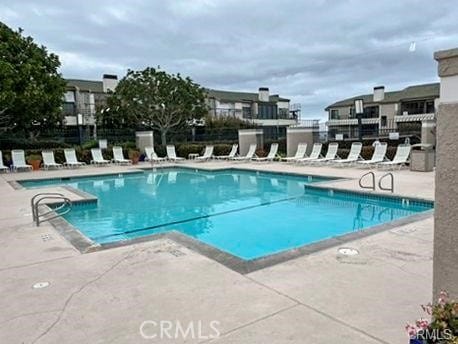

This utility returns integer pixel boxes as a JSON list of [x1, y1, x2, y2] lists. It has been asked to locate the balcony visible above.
[[291, 119, 320, 128]]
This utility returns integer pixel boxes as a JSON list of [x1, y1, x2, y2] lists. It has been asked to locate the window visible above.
[[258, 104, 278, 119], [349, 107, 355, 118], [62, 102, 76, 116], [330, 109, 339, 119], [381, 115, 387, 127], [363, 106, 379, 118], [278, 108, 289, 118], [242, 107, 252, 119], [63, 91, 75, 103], [262, 126, 286, 140], [350, 106, 379, 118], [402, 100, 435, 115]]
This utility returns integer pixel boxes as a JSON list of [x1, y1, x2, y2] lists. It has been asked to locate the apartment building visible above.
[[62, 74, 118, 126], [206, 87, 297, 137], [61, 76, 297, 138], [325, 83, 439, 138]]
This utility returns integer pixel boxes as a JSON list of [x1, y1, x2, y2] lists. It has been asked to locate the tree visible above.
[[99, 67, 207, 145], [0, 22, 66, 139]]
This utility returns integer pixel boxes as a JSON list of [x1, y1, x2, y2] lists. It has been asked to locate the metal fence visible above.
[[326, 121, 422, 142], [0, 127, 245, 148], [0, 120, 424, 149]]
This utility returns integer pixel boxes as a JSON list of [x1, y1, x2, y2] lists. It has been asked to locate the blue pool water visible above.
[[21, 168, 432, 260]]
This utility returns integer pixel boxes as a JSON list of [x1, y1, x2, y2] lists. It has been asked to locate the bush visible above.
[[255, 148, 267, 157], [26, 153, 42, 161], [386, 146, 398, 160], [154, 145, 167, 157], [80, 140, 99, 150], [75, 148, 92, 164], [176, 144, 205, 158], [337, 148, 350, 159], [213, 144, 233, 156]]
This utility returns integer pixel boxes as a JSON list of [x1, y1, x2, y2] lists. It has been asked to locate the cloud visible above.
[[0, 0, 456, 119]]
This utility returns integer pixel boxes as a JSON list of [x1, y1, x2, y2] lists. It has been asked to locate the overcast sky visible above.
[[1, 0, 457, 119]]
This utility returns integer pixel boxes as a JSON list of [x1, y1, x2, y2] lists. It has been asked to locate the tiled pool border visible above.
[[11, 165, 434, 274], [302, 184, 434, 208]]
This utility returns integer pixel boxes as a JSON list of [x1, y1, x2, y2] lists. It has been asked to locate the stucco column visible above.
[[135, 131, 154, 153], [238, 129, 263, 156], [433, 48, 458, 298], [286, 127, 315, 156]]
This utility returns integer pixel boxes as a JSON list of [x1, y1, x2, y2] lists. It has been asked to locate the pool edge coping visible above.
[[14, 165, 435, 274], [95, 209, 434, 274]]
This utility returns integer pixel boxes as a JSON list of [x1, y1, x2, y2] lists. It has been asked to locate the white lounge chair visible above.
[[0, 151, 9, 172], [196, 145, 214, 162], [297, 143, 323, 164], [311, 143, 340, 164], [282, 143, 307, 162], [42, 150, 63, 170], [253, 143, 278, 162], [332, 142, 362, 165], [112, 146, 132, 165], [166, 145, 185, 162], [90, 148, 110, 166], [214, 144, 238, 160], [64, 148, 86, 168], [231, 144, 257, 161], [11, 150, 32, 172], [357, 143, 388, 167], [145, 146, 167, 163], [378, 144, 411, 169]]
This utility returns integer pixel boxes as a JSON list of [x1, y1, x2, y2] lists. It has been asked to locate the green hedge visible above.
[[337, 146, 398, 160]]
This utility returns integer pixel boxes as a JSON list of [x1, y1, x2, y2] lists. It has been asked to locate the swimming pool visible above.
[[20, 168, 432, 260]]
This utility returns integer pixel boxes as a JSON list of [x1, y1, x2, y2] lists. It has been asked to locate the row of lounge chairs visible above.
[[144, 144, 278, 163], [0, 147, 135, 172], [281, 142, 411, 168], [1, 141, 412, 172], [147, 142, 411, 168]]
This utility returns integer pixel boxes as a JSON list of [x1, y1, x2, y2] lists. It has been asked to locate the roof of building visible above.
[[325, 82, 440, 110], [206, 88, 290, 103], [66, 79, 104, 93]]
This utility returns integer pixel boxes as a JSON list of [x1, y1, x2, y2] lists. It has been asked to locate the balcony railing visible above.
[[214, 108, 297, 121], [294, 119, 320, 128]]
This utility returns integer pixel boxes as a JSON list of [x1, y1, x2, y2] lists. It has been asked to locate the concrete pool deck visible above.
[[0, 161, 434, 343]]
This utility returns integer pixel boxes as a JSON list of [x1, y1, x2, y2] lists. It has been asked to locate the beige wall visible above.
[[238, 129, 264, 156], [328, 106, 351, 119], [286, 128, 315, 156], [379, 103, 398, 122], [277, 101, 290, 110]]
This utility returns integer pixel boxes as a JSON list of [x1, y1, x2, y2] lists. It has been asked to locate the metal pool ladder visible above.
[[378, 172, 394, 193], [31, 193, 72, 226], [359, 172, 376, 191], [358, 172, 394, 193]]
